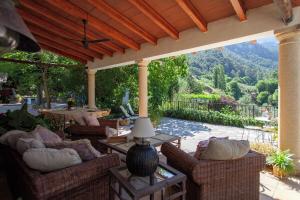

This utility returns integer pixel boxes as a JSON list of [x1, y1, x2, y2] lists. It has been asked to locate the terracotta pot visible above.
[[273, 165, 287, 179]]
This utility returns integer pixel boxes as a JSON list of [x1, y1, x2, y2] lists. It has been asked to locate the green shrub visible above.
[[162, 108, 263, 128]]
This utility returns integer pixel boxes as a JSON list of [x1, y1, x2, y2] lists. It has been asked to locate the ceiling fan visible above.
[[65, 19, 110, 49]]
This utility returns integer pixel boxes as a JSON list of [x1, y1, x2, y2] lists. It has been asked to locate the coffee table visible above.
[[98, 132, 181, 155]]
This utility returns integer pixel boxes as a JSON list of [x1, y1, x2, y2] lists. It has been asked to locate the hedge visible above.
[[162, 108, 263, 128]]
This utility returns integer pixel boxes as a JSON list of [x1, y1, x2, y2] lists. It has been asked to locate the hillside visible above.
[[187, 37, 278, 85]]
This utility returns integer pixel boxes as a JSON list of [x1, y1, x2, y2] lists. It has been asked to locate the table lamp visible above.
[[126, 117, 159, 177]]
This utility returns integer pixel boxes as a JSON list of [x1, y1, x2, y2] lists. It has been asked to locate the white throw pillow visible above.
[[0, 130, 27, 145], [23, 148, 82, 172], [16, 138, 45, 155], [31, 125, 62, 143], [7, 132, 32, 149], [201, 139, 250, 160], [105, 127, 118, 137], [83, 114, 100, 126]]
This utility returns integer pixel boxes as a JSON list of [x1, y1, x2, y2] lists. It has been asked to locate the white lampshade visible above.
[[132, 117, 155, 138]]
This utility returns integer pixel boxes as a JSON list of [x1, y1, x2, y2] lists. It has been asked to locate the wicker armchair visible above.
[[161, 142, 266, 200]]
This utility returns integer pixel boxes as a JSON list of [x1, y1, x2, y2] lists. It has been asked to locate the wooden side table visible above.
[[109, 162, 186, 200]]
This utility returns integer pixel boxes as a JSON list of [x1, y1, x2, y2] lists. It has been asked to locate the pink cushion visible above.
[[72, 113, 86, 126], [32, 125, 62, 143], [83, 114, 100, 126], [194, 137, 228, 160], [45, 139, 101, 161]]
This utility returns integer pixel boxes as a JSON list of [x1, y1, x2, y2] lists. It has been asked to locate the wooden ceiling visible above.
[[16, 0, 300, 64]]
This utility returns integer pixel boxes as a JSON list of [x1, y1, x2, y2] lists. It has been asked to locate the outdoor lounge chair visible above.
[[161, 142, 266, 200], [120, 105, 139, 121]]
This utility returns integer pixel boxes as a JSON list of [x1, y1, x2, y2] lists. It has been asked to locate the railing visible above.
[[162, 100, 278, 119]]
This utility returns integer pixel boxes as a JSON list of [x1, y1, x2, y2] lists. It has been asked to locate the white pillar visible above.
[[87, 69, 97, 109], [137, 60, 150, 117], [276, 25, 300, 173]]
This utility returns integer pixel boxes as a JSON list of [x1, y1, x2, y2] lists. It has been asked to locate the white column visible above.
[[276, 25, 300, 173], [137, 60, 150, 117], [87, 69, 97, 109]]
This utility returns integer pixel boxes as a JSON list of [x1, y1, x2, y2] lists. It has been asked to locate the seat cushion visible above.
[[32, 125, 62, 143], [16, 138, 45, 154], [200, 139, 250, 160], [45, 139, 101, 161], [23, 148, 82, 172]]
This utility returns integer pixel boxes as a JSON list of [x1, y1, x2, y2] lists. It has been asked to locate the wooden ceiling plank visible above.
[[18, 0, 123, 53], [44, 0, 140, 50], [27, 23, 103, 59], [127, 0, 179, 39], [87, 0, 157, 45], [35, 35, 94, 61], [230, 0, 247, 21], [40, 44, 87, 64], [175, 0, 207, 32], [18, 9, 111, 57]]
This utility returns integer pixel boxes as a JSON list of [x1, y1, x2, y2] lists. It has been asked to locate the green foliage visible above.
[[257, 91, 269, 105], [163, 108, 263, 128], [238, 94, 253, 104], [176, 93, 221, 102], [267, 150, 295, 174], [212, 64, 226, 90], [227, 81, 242, 100], [95, 55, 188, 113], [0, 106, 48, 133]]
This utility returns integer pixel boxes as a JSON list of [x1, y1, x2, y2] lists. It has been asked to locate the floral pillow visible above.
[[194, 137, 228, 160], [45, 139, 101, 161], [31, 125, 62, 143]]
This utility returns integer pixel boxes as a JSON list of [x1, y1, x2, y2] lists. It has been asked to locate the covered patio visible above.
[[2, 0, 300, 199]]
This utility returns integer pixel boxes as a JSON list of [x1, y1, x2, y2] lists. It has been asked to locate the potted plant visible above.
[[267, 150, 295, 179], [67, 98, 75, 110]]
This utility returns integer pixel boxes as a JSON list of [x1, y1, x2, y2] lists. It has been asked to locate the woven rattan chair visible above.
[[161, 142, 266, 200]]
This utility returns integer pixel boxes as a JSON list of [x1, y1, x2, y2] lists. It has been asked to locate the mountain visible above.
[[187, 36, 278, 85]]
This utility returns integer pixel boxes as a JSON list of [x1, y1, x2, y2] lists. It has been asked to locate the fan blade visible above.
[[88, 39, 110, 43], [58, 35, 82, 42]]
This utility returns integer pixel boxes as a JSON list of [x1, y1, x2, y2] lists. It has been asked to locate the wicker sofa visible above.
[[67, 119, 119, 152], [2, 145, 120, 200], [161, 142, 266, 200]]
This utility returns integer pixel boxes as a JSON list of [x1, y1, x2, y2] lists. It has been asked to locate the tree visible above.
[[218, 65, 226, 90], [227, 81, 242, 100], [256, 91, 269, 105], [256, 80, 268, 93]]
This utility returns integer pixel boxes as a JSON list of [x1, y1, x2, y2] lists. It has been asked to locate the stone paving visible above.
[[156, 117, 300, 200]]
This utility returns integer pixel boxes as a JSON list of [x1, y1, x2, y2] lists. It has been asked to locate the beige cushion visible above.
[[200, 139, 250, 160], [72, 113, 86, 126], [7, 132, 32, 149], [23, 148, 82, 172], [45, 139, 101, 161], [16, 138, 45, 155], [32, 125, 62, 143], [0, 130, 27, 145], [83, 114, 100, 126]]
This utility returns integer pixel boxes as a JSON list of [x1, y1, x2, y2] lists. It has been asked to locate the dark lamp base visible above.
[[126, 143, 159, 177]]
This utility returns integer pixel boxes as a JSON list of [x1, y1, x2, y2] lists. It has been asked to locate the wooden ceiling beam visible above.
[[18, 9, 112, 57], [18, 0, 123, 53], [175, 0, 207, 32], [87, 0, 157, 45], [35, 35, 94, 61], [230, 0, 247, 21], [44, 0, 140, 50], [40, 44, 87, 64], [27, 24, 103, 60], [127, 0, 179, 39]]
